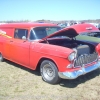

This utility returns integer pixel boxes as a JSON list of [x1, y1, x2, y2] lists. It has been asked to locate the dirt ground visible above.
[[0, 60, 100, 100]]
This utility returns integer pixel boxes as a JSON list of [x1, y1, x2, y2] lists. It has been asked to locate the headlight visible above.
[[68, 52, 76, 61]]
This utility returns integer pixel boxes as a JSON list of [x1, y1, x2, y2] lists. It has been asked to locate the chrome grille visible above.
[[74, 52, 98, 67]]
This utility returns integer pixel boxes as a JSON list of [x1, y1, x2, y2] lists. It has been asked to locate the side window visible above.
[[29, 30, 35, 40], [14, 29, 28, 39], [29, 28, 47, 40]]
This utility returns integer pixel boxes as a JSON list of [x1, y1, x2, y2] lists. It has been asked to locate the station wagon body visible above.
[[0, 23, 100, 84]]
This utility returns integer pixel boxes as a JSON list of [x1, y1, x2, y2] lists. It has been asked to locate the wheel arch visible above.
[[36, 57, 58, 72]]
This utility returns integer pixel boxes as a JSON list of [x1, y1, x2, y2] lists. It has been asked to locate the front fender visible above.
[[33, 43, 73, 58], [30, 43, 74, 71]]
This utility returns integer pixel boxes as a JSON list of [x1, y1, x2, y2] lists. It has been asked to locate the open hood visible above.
[[42, 27, 78, 40], [69, 23, 100, 34], [43, 23, 100, 40]]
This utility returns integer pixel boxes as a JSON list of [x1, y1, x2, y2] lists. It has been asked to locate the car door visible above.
[[10, 28, 30, 67]]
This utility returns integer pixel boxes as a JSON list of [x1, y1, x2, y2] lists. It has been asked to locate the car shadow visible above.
[[3, 59, 100, 88], [4, 59, 41, 76], [59, 68, 100, 88]]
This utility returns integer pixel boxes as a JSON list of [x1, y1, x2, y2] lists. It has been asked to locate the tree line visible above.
[[0, 19, 100, 23]]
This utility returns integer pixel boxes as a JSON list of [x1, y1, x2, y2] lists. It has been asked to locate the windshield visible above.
[[80, 32, 100, 38], [29, 27, 61, 40]]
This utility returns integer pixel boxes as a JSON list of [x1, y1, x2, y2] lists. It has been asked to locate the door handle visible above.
[[10, 40, 13, 42], [23, 40, 26, 43]]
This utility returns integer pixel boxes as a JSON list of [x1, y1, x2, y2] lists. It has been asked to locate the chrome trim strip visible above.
[[58, 61, 100, 79]]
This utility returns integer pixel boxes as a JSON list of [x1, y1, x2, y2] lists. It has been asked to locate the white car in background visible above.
[[89, 23, 99, 28], [0, 23, 7, 25]]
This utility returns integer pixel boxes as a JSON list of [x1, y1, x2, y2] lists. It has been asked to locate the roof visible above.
[[0, 23, 58, 28], [69, 23, 99, 33]]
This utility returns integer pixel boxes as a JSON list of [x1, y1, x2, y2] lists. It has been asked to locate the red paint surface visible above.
[[69, 23, 100, 33], [0, 23, 99, 72]]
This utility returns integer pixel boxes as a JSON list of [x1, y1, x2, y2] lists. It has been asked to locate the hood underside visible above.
[[44, 28, 78, 39], [43, 23, 100, 40]]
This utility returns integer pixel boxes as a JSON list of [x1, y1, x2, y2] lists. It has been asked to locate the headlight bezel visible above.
[[68, 52, 76, 61]]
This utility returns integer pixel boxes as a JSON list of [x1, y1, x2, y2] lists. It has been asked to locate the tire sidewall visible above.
[[40, 60, 61, 84]]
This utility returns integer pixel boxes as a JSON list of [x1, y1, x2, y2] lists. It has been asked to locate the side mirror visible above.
[[22, 36, 26, 40]]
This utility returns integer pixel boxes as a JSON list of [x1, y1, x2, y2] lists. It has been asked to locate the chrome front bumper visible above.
[[58, 62, 100, 79]]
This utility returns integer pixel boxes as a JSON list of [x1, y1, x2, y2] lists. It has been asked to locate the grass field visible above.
[[0, 60, 100, 100]]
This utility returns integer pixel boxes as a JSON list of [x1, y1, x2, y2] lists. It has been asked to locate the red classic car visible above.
[[69, 23, 100, 34], [0, 23, 100, 84]]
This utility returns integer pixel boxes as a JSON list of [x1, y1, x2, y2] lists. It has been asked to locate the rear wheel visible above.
[[0, 53, 4, 62], [40, 60, 61, 84]]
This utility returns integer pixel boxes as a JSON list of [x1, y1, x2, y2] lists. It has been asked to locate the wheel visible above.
[[40, 60, 61, 84], [0, 53, 4, 62]]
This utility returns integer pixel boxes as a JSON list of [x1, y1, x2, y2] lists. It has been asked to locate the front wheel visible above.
[[40, 60, 61, 84]]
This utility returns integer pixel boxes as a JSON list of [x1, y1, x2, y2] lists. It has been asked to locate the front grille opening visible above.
[[74, 52, 98, 67]]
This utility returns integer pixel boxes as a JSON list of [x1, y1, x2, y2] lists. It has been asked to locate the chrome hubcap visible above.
[[43, 64, 54, 80]]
